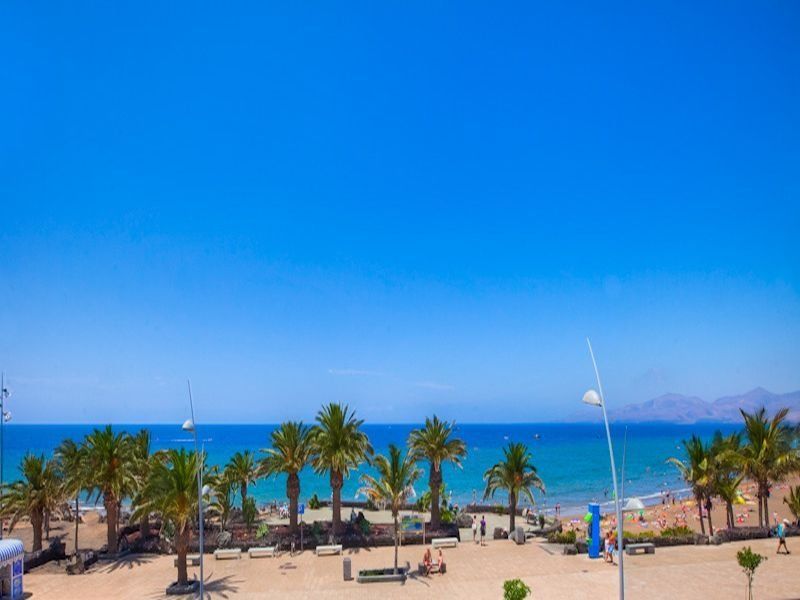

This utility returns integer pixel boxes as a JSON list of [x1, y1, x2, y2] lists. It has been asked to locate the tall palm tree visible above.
[[359, 444, 421, 574], [133, 448, 203, 588], [483, 442, 545, 532], [310, 403, 372, 536], [131, 429, 161, 539], [408, 415, 467, 531], [225, 450, 259, 503], [84, 425, 136, 553], [667, 435, 712, 535], [709, 431, 744, 530], [55, 438, 90, 556], [260, 421, 312, 535], [739, 408, 799, 527], [2, 454, 62, 552], [207, 466, 236, 531], [784, 485, 800, 526]]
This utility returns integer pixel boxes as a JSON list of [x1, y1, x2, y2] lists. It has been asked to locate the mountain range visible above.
[[568, 387, 800, 424]]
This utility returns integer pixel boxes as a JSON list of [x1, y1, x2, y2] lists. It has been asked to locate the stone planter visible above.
[[357, 565, 409, 584], [166, 580, 199, 595]]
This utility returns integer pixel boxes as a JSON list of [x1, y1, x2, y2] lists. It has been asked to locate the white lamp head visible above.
[[201, 484, 211, 496], [182, 419, 195, 432], [582, 389, 602, 407]]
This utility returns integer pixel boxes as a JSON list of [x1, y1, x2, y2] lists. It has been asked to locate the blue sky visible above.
[[1, 2, 798, 423]]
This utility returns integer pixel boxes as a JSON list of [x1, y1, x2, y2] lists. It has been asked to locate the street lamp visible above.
[[583, 339, 625, 600], [0, 373, 10, 540], [183, 382, 204, 600]]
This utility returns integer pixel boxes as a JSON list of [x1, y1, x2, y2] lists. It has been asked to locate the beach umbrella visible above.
[[622, 498, 646, 512]]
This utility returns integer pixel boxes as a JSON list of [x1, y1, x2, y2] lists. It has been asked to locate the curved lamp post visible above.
[[583, 339, 624, 600], [183, 380, 204, 600]]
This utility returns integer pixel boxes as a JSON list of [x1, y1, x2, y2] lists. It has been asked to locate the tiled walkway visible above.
[[26, 537, 800, 599]]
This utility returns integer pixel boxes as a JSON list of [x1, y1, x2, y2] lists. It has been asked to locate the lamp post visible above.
[[183, 380, 204, 600], [0, 373, 9, 541], [582, 338, 624, 600]]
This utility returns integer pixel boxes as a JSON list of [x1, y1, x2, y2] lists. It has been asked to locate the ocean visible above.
[[1, 422, 739, 515]]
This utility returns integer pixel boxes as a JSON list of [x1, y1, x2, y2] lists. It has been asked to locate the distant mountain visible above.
[[568, 388, 800, 424]]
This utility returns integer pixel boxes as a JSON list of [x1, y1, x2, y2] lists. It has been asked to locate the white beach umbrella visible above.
[[622, 497, 646, 512]]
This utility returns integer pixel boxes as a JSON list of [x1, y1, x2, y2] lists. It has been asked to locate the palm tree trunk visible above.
[[45, 510, 51, 540], [706, 500, 714, 536], [331, 470, 343, 536], [763, 491, 770, 527], [509, 492, 517, 532], [429, 467, 442, 531], [757, 488, 764, 528], [393, 514, 399, 575], [105, 494, 118, 553], [75, 495, 80, 556], [140, 514, 151, 539], [176, 526, 189, 586], [287, 472, 300, 535], [726, 502, 734, 529], [241, 483, 248, 503], [696, 494, 705, 535], [31, 509, 44, 553]]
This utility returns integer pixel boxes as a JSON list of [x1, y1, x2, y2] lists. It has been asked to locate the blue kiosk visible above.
[[0, 539, 24, 599], [587, 503, 601, 559]]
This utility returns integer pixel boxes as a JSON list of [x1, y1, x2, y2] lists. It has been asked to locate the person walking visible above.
[[479, 515, 487, 546], [777, 519, 790, 555], [472, 515, 478, 544]]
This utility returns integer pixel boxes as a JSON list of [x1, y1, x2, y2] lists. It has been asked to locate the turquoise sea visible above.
[[1, 423, 738, 515]]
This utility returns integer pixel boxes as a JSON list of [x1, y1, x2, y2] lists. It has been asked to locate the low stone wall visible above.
[[24, 539, 66, 572]]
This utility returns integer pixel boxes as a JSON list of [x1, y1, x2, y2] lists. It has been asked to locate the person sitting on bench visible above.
[[422, 548, 433, 575], [436, 549, 445, 575]]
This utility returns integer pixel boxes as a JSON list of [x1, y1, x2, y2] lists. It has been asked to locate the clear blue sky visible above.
[[1, 2, 798, 423]]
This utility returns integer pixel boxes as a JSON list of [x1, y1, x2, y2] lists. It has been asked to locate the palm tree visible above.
[[408, 415, 467, 531], [739, 408, 799, 527], [84, 425, 136, 553], [226, 450, 259, 503], [667, 435, 712, 535], [2, 454, 62, 552], [359, 444, 421, 574], [310, 403, 372, 536], [709, 431, 744, 530], [260, 421, 312, 535], [208, 467, 236, 531], [55, 438, 90, 557], [784, 485, 800, 526], [483, 442, 545, 532], [133, 448, 203, 588], [131, 429, 161, 539]]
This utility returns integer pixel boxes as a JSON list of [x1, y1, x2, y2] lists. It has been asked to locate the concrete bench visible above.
[[315, 544, 343, 556], [418, 561, 447, 575], [214, 548, 242, 560], [431, 537, 458, 549], [625, 543, 655, 555], [248, 546, 276, 558], [174, 554, 201, 567]]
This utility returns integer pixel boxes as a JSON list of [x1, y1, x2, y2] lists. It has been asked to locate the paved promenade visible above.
[[26, 537, 800, 599]]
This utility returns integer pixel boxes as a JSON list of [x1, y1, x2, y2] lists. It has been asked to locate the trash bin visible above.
[[343, 557, 352, 581]]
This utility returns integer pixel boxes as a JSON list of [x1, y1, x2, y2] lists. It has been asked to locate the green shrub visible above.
[[308, 494, 322, 510], [358, 516, 371, 536], [311, 521, 323, 538], [626, 530, 655, 541], [547, 529, 576, 544], [255, 522, 269, 539], [660, 525, 693, 538], [242, 497, 257, 532], [494, 505, 505, 515], [503, 579, 531, 600]]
